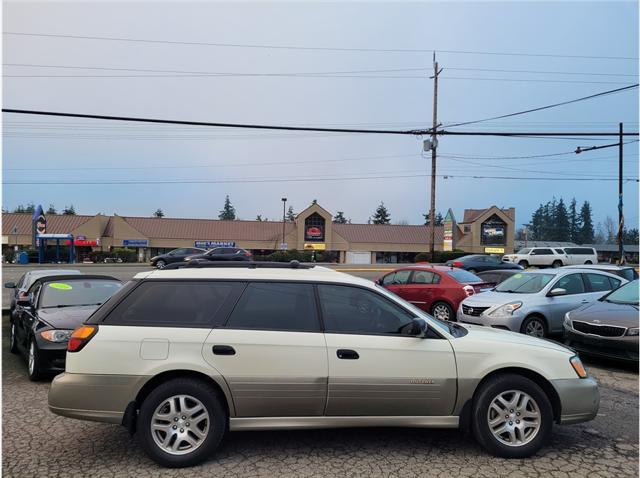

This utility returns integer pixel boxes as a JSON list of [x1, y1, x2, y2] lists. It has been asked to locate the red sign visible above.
[[306, 227, 322, 238], [65, 240, 98, 246]]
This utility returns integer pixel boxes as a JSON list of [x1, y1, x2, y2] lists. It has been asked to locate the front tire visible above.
[[552, 260, 562, 268], [431, 302, 455, 321], [518, 260, 529, 268], [156, 260, 166, 269], [27, 338, 42, 381], [472, 374, 553, 458], [584, 260, 592, 265], [138, 378, 227, 468], [521, 316, 547, 338]]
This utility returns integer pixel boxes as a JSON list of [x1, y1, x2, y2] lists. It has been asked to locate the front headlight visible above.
[[626, 328, 639, 336], [184, 256, 192, 261], [40, 329, 73, 342], [488, 301, 523, 318], [564, 312, 572, 329]]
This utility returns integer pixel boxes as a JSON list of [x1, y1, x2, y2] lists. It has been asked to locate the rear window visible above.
[[620, 268, 639, 281], [446, 269, 482, 283], [104, 281, 242, 327]]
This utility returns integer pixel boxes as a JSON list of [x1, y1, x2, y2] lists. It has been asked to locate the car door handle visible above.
[[336, 349, 359, 360], [212, 345, 236, 356]]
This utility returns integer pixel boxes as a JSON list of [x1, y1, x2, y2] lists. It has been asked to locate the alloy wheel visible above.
[[524, 320, 545, 338], [156, 260, 166, 269], [487, 389, 541, 447], [433, 304, 451, 321], [28, 341, 35, 375], [151, 395, 210, 455], [10, 324, 15, 349]]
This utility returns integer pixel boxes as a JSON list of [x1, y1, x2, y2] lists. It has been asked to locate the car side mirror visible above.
[[4, 282, 16, 289], [374, 278, 382, 285], [402, 317, 429, 338], [548, 287, 567, 297]]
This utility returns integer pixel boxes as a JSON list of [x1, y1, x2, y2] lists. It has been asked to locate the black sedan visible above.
[[9, 274, 122, 380], [150, 248, 207, 268], [185, 247, 252, 262], [475, 269, 522, 286], [564, 280, 639, 363], [445, 254, 523, 273]]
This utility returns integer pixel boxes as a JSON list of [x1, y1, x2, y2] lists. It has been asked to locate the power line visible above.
[[444, 84, 639, 128], [4, 31, 638, 60]]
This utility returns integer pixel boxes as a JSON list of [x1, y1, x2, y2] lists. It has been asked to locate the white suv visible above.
[[48, 262, 599, 467], [503, 247, 597, 268]]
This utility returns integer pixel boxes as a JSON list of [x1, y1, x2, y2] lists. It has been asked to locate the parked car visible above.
[[150, 248, 208, 268], [564, 280, 639, 363], [377, 265, 494, 321], [5, 269, 82, 318], [476, 269, 522, 286], [9, 275, 122, 380], [48, 261, 598, 467], [458, 269, 627, 338], [185, 247, 252, 262], [502, 247, 597, 268], [445, 254, 523, 273], [562, 264, 638, 282]]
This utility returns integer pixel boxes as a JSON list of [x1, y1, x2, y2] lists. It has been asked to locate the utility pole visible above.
[[281, 197, 287, 250], [618, 122, 625, 264], [429, 53, 443, 261]]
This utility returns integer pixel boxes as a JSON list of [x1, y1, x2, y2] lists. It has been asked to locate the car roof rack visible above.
[[163, 260, 314, 270]]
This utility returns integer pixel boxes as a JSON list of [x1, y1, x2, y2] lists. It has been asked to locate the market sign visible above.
[[123, 239, 148, 247], [443, 209, 455, 252], [65, 239, 99, 246], [195, 240, 235, 248], [304, 243, 326, 251], [484, 247, 505, 254]]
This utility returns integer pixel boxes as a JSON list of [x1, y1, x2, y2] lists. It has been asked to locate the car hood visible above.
[[457, 323, 573, 354], [570, 300, 639, 328], [37, 305, 99, 329], [462, 290, 534, 307]]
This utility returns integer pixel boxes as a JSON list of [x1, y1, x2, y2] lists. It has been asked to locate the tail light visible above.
[[453, 261, 463, 267], [463, 285, 475, 297], [244, 251, 252, 257], [68, 325, 98, 352]]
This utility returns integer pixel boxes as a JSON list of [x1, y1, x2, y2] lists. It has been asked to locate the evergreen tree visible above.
[[13, 205, 26, 213], [577, 201, 594, 244], [555, 198, 570, 242], [286, 206, 296, 222], [435, 212, 444, 226], [218, 195, 236, 220], [568, 198, 580, 243], [62, 205, 76, 215], [530, 204, 545, 240], [25, 203, 36, 214], [46, 204, 57, 215], [153, 208, 164, 218], [372, 202, 391, 225], [333, 211, 348, 224], [622, 227, 639, 244]]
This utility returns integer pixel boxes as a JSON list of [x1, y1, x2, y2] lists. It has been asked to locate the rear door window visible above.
[[105, 281, 243, 327], [553, 274, 585, 295], [585, 273, 615, 292], [411, 270, 436, 284], [226, 282, 319, 332]]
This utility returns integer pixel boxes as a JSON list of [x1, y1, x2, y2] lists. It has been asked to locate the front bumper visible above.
[[35, 337, 68, 373], [551, 376, 599, 424], [48, 372, 147, 424], [565, 328, 639, 362], [457, 306, 524, 332]]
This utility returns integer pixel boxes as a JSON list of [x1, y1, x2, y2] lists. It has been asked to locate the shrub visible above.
[[111, 247, 137, 263]]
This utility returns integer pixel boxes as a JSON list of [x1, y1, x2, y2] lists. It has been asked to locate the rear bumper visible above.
[[551, 376, 599, 424], [48, 372, 147, 424]]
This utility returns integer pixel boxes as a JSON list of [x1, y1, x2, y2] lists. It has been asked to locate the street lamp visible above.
[[281, 198, 287, 250], [522, 223, 531, 249]]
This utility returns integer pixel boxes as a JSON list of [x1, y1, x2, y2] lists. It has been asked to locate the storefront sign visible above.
[[443, 209, 454, 252], [304, 243, 326, 250], [484, 247, 505, 254], [123, 239, 148, 247], [65, 239, 99, 247], [279, 243, 288, 250], [195, 240, 235, 248], [304, 213, 326, 242]]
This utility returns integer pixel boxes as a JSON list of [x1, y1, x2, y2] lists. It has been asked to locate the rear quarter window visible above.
[[102, 280, 243, 327]]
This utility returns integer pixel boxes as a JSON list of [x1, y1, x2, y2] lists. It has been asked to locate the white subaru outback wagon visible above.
[[48, 262, 599, 468]]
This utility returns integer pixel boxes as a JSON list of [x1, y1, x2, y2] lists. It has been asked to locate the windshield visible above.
[[516, 248, 531, 255], [40, 279, 122, 308], [495, 273, 554, 294], [603, 280, 639, 305], [446, 269, 483, 283]]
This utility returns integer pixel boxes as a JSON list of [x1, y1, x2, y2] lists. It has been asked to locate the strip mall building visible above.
[[2, 203, 516, 264]]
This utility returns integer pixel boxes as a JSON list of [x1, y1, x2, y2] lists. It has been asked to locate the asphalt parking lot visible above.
[[2, 313, 638, 478]]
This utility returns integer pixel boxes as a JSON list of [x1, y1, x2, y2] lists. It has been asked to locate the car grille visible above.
[[462, 305, 490, 317], [572, 320, 626, 337]]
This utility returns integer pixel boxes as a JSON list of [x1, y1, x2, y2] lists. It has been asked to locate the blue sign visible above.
[[123, 239, 148, 247], [195, 241, 235, 248]]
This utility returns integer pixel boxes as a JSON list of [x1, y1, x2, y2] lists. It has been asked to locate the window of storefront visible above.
[[481, 215, 507, 246], [304, 213, 325, 242], [375, 252, 418, 264]]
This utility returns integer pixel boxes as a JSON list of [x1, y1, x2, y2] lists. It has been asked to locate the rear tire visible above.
[[584, 260, 592, 265], [472, 374, 553, 458], [520, 316, 547, 338], [156, 260, 166, 269], [518, 260, 529, 268], [138, 378, 227, 468], [431, 302, 455, 322]]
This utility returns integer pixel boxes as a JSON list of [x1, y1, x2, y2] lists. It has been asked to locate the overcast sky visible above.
[[3, 1, 639, 231]]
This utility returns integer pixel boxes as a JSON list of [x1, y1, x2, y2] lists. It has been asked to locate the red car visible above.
[[376, 265, 495, 321]]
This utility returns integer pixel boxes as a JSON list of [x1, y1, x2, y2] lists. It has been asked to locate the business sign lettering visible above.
[[123, 239, 148, 247], [195, 241, 235, 248]]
